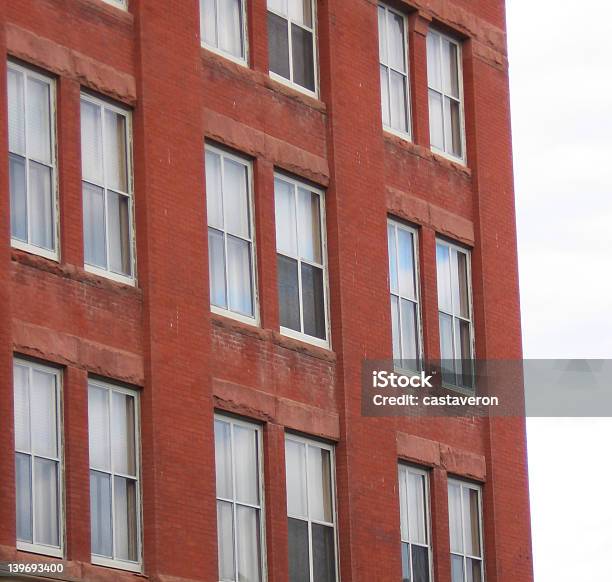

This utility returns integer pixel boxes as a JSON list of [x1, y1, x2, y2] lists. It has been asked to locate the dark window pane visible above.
[[412, 545, 430, 582], [401, 542, 411, 582], [268, 13, 290, 79], [278, 255, 300, 331], [312, 523, 336, 582], [301, 263, 325, 339], [288, 518, 310, 582], [291, 24, 315, 90], [467, 558, 482, 582]]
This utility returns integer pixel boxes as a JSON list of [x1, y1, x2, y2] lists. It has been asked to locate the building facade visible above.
[[0, 0, 533, 581]]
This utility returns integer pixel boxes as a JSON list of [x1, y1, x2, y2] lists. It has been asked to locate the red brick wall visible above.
[[0, 0, 532, 581]]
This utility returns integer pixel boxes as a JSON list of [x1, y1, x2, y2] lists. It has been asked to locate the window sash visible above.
[[80, 94, 135, 285], [7, 63, 58, 259], [13, 358, 63, 557], [200, 0, 248, 63], [215, 415, 265, 582], [88, 379, 141, 571]]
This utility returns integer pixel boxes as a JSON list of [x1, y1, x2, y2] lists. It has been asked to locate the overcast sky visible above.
[[506, 1, 612, 580]]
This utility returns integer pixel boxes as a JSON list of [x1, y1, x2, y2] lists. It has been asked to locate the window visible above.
[[426, 30, 464, 162], [88, 379, 141, 571], [378, 4, 410, 137], [267, 0, 317, 93], [274, 174, 329, 347], [215, 415, 264, 582], [13, 358, 63, 557], [436, 239, 474, 389], [388, 220, 421, 366], [200, 0, 247, 63], [101, 0, 127, 8], [80, 94, 135, 284], [448, 480, 484, 582], [285, 435, 337, 582], [7, 63, 57, 260], [206, 146, 257, 323], [398, 465, 431, 582]]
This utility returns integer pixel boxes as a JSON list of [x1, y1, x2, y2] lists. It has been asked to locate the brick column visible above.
[[430, 467, 450, 582], [419, 226, 440, 361], [248, 0, 269, 74], [57, 77, 83, 268], [408, 11, 431, 148], [63, 366, 90, 562]]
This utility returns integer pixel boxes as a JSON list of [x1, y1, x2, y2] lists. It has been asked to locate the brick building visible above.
[[0, 0, 533, 581]]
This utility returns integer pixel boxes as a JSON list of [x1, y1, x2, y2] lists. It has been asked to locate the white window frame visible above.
[[88, 378, 142, 573], [398, 464, 432, 582], [101, 0, 128, 9], [388, 219, 423, 368], [448, 479, 485, 582], [8, 62, 59, 262], [200, 0, 249, 66], [285, 433, 339, 582], [267, 0, 319, 98], [275, 173, 330, 349], [80, 93, 136, 286], [378, 3, 412, 141], [436, 238, 475, 389], [13, 358, 64, 558], [206, 144, 259, 326], [427, 29, 466, 164], [214, 413, 267, 582]]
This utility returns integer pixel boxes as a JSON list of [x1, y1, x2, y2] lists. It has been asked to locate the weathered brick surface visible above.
[[0, 0, 532, 581]]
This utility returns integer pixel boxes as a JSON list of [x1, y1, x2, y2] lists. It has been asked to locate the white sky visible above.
[[506, 1, 612, 580]]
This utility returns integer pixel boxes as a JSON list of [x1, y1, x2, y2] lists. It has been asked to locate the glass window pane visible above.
[[200, 0, 217, 46], [288, 0, 312, 27], [380, 65, 391, 127], [215, 419, 233, 499], [444, 97, 462, 158], [81, 100, 104, 185], [9, 154, 27, 242], [297, 188, 322, 263], [278, 255, 300, 332], [236, 505, 261, 582], [217, 500, 235, 581], [388, 224, 399, 294], [88, 386, 111, 472], [400, 299, 418, 362], [455, 318, 472, 364], [104, 110, 128, 193], [426, 32, 441, 90], [90, 470, 113, 557], [455, 251, 470, 317], [401, 541, 411, 582], [268, 12, 290, 80], [464, 488, 481, 556], [398, 228, 416, 299], [387, 11, 405, 72], [301, 263, 325, 339], [28, 162, 54, 250], [439, 313, 454, 359], [285, 439, 307, 517], [8, 68, 26, 154], [209, 228, 227, 309], [206, 150, 223, 229], [407, 472, 426, 544], [275, 178, 297, 256], [227, 236, 254, 316], [412, 545, 430, 582], [398, 467, 409, 541], [83, 182, 107, 269], [390, 71, 408, 132], [224, 158, 250, 238], [33, 458, 59, 547], [13, 364, 30, 452], [218, 0, 243, 57], [234, 424, 259, 505], [268, 0, 287, 16], [448, 483, 463, 553], [467, 558, 483, 582], [442, 39, 460, 98], [391, 295, 401, 361], [451, 555, 464, 582], [378, 7, 387, 64], [428, 90, 444, 151], [107, 191, 132, 276], [291, 24, 315, 91], [15, 453, 33, 543], [114, 476, 138, 561], [312, 523, 336, 582], [27, 77, 52, 164], [308, 446, 332, 522], [436, 243, 452, 312], [111, 391, 136, 476], [288, 518, 310, 582], [30, 370, 57, 458]]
